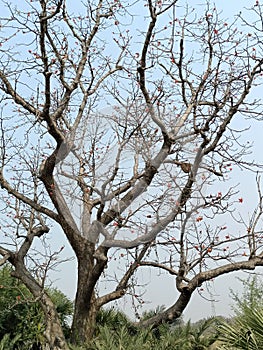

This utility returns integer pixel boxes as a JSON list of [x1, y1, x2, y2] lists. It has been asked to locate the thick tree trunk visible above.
[[70, 253, 100, 345], [71, 294, 98, 344]]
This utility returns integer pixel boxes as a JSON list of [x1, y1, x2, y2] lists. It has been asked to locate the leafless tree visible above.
[[1, 0, 263, 348]]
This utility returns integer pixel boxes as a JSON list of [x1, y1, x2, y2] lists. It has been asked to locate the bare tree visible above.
[[1, 0, 263, 348]]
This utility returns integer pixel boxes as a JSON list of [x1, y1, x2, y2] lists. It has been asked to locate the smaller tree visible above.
[[0, 265, 73, 349]]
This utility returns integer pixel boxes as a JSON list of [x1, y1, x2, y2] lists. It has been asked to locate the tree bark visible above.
[[70, 246, 102, 344], [41, 294, 70, 350], [71, 291, 98, 344], [137, 288, 192, 329]]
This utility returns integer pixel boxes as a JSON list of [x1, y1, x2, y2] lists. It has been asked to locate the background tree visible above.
[[0, 0, 263, 348], [0, 265, 73, 349]]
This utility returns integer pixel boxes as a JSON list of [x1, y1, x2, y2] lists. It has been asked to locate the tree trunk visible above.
[[70, 254, 100, 345], [41, 294, 70, 350], [71, 294, 98, 344]]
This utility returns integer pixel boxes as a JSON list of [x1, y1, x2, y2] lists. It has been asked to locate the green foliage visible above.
[[0, 265, 73, 349], [0, 265, 45, 349], [218, 276, 263, 350], [0, 334, 23, 350], [218, 308, 263, 350], [0, 266, 220, 349], [96, 307, 132, 329], [95, 307, 137, 337], [86, 309, 218, 350]]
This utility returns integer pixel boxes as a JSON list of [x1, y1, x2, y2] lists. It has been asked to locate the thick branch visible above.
[[138, 255, 263, 328]]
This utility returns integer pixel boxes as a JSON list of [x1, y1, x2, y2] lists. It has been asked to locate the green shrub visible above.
[[0, 265, 73, 349], [218, 276, 263, 350]]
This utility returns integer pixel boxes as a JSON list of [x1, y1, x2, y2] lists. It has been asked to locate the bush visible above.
[[87, 309, 218, 350], [218, 276, 263, 350]]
